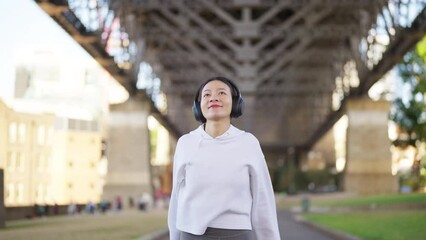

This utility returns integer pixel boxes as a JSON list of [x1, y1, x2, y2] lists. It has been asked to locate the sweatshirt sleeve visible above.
[[168, 139, 183, 240], [250, 141, 281, 240]]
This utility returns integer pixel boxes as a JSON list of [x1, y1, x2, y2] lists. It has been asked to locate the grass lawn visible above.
[[304, 210, 426, 240], [311, 193, 426, 208], [276, 192, 426, 209], [0, 210, 167, 240]]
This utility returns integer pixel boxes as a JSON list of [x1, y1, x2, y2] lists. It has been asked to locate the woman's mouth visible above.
[[209, 105, 222, 109]]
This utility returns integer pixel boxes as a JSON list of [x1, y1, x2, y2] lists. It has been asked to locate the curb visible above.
[[295, 215, 363, 240], [138, 228, 169, 240]]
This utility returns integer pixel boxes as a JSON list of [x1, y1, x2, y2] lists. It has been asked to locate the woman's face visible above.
[[200, 80, 233, 122]]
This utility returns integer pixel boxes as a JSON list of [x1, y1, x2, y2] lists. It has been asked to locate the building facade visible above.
[[0, 100, 104, 206]]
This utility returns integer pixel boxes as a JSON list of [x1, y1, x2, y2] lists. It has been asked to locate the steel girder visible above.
[[35, 0, 426, 150], [107, 0, 426, 148], [117, 0, 374, 146], [35, 0, 182, 139]]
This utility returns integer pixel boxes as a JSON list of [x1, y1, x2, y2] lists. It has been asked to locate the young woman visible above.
[[168, 77, 281, 240]]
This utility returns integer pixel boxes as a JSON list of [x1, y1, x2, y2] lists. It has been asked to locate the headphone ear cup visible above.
[[237, 97, 244, 117], [232, 96, 244, 118]]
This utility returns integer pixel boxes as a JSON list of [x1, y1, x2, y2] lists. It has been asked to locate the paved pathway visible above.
[[277, 210, 334, 240], [156, 209, 335, 240]]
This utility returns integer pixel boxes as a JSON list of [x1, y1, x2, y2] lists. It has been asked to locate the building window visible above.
[[17, 183, 24, 203], [36, 184, 44, 203], [7, 152, 16, 171], [16, 152, 21, 171], [8, 122, 17, 143], [15, 184, 21, 203], [6, 152, 12, 170], [18, 123, 26, 144], [19, 153, 25, 171], [6, 183, 14, 203]]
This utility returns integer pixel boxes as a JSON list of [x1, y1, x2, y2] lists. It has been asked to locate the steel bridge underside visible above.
[[36, 0, 426, 153]]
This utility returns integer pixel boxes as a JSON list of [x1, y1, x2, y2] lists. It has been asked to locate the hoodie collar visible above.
[[191, 124, 244, 140]]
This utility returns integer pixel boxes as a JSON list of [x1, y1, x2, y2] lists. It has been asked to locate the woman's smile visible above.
[[208, 104, 222, 109]]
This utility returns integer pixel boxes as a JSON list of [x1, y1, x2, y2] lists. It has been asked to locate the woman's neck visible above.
[[204, 120, 231, 138]]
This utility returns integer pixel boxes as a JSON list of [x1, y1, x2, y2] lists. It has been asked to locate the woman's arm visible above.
[[250, 140, 281, 240], [168, 139, 183, 240]]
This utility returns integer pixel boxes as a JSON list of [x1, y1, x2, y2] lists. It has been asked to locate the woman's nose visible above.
[[209, 96, 219, 102]]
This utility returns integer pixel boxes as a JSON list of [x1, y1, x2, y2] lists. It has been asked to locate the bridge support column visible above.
[[103, 97, 152, 208], [345, 98, 398, 195]]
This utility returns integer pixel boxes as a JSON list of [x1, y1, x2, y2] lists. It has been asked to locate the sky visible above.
[[0, 0, 127, 105], [0, 0, 85, 98]]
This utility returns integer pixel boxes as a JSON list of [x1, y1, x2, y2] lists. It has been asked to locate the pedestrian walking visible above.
[[168, 77, 280, 240]]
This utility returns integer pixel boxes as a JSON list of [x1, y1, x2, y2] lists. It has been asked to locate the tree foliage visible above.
[[390, 41, 426, 147], [390, 35, 426, 191]]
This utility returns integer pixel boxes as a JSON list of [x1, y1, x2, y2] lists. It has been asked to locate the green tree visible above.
[[390, 36, 426, 191]]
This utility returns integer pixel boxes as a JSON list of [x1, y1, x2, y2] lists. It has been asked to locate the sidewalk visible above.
[[152, 209, 337, 240], [277, 209, 335, 240]]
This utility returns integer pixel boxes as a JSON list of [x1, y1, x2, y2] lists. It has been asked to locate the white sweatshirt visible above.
[[168, 125, 281, 240]]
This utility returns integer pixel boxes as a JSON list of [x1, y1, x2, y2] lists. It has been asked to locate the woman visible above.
[[168, 77, 281, 240]]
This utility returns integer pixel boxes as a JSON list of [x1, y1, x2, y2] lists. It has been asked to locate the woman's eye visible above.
[[219, 91, 226, 95], [203, 93, 210, 98]]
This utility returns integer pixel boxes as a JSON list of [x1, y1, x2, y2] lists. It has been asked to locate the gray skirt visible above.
[[180, 227, 255, 240]]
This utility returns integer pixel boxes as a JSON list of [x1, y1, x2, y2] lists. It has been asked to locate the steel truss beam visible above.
[[37, 1, 134, 89], [142, 24, 360, 44], [120, 0, 375, 10], [305, 6, 426, 150], [35, 0, 182, 139], [150, 13, 235, 77], [164, 81, 334, 95], [163, 66, 335, 84], [36, 0, 426, 150]]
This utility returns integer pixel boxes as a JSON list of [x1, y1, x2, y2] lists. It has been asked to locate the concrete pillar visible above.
[[103, 97, 152, 208], [0, 169, 5, 228], [345, 98, 398, 195], [234, 94, 255, 131]]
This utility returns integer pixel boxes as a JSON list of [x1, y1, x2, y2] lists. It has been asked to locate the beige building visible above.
[[0, 99, 104, 206], [0, 99, 54, 206], [50, 118, 104, 204]]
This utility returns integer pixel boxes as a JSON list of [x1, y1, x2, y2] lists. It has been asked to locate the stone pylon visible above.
[[344, 98, 398, 195], [103, 97, 152, 208]]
